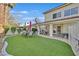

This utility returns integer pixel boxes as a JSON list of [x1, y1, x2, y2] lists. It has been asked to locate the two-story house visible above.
[[35, 3, 79, 55]]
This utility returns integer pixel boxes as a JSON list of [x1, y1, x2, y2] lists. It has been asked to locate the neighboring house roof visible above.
[[43, 3, 72, 14]]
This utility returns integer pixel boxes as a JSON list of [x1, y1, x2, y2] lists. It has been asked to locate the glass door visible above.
[[57, 26, 61, 34]]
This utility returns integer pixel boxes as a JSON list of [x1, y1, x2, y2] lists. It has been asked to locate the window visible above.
[[71, 7, 78, 15], [53, 12, 61, 19], [57, 26, 61, 34], [57, 12, 61, 17], [53, 13, 57, 19], [64, 9, 71, 16], [64, 7, 79, 16]]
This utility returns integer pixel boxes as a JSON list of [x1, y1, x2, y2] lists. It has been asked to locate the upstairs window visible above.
[[57, 12, 61, 17], [71, 7, 78, 15], [53, 13, 57, 19], [53, 12, 61, 19], [64, 9, 71, 16], [64, 7, 78, 17]]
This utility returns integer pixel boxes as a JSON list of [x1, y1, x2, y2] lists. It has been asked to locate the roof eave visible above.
[[43, 3, 72, 14]]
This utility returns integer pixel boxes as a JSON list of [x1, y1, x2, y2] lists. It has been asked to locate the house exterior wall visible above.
[[62, 24, 69, 33], [44, 3, 79, 22], [0, 4, 5, 25]]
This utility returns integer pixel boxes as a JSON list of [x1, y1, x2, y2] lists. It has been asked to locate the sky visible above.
[[10, 3, 64, 25]]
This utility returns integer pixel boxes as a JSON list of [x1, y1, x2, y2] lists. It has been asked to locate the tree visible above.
[[34, 18, 41, 34], [11, 27, 16, 33]]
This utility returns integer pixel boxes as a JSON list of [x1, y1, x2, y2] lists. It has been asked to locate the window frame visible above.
[[71, 7, 78, 15], [53, 13, 57, 19], [57, 12, 61, 18], [64, 7, 79, 16], [64, 9, 71, 16], [52, 12, 61, 19]]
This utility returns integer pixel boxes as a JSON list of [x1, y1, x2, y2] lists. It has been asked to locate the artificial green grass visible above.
[[6, 35, 75, 56]]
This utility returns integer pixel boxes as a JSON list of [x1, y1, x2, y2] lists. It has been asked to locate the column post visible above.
[[49, 23, 53, 36]]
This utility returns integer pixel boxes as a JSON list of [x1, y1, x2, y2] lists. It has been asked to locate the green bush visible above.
[[4, 27, 9, 34], [17, 28, 21, 33], [3, 25, 9, 34], [11, 27, 16, 33], [32, 28, 37, 34]]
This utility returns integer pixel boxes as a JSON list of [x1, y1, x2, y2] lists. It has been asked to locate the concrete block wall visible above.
[[68, 22, 79, 55]]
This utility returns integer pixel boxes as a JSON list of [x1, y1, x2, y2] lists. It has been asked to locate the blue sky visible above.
[[10, 3, 64, 25]]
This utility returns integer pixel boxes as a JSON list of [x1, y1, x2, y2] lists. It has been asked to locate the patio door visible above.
[[57, 26, 61, 34]]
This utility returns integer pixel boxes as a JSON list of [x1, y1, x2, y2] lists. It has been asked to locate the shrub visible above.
[[17, 28, 21, 33], [4, 27, 9, 34], [32, 28, 37, 34], [3, 25, 9, 34], [11, 27, 16, 33]]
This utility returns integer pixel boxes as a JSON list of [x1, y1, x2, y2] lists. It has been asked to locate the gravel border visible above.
[[1, 41, 12, 56]]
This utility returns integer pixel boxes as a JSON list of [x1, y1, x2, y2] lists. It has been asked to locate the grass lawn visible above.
[[6, 35, 75, 56]]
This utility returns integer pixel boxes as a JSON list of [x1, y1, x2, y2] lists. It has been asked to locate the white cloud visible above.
[[10, 10, 45, 24], [23, 17, 35, 20], [38, 17, 45, 19], [30, 10, 39, 12], [23, 17, 44, 20], [10, 10, 28, 14], [23, 16, 45, 22], [12, 14, 23, 17], [10, 10, 15, 13], [10, 10, 40, 14], [20, 11, 28, 14], [17, 14, 23, 17]]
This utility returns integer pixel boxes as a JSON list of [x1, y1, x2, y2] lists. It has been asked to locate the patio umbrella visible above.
[[28, 21, 32, 35]]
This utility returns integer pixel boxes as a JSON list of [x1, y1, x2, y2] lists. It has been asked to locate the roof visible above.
[[43, 3, 72, 14]]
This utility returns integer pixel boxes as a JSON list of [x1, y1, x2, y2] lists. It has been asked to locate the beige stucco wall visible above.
[[62, 24, 69, 33], [44, 3, 79, 21], [40, 25, 46, 30]]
